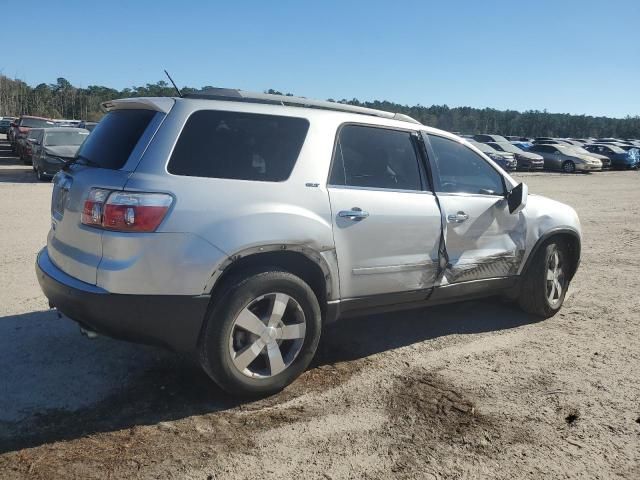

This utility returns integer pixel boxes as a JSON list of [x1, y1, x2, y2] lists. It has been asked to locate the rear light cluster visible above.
[[81, 188, 173, 232]]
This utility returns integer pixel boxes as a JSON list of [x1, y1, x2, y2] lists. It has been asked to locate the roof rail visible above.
[[182, 88, 422, 125]]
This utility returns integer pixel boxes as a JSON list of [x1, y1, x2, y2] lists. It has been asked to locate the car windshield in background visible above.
[[21, 118, 53, 128], [490, 142, 520, 154], [45, 130, 90, 146], [75, 109, 156, 169], [605, 145, 625, 153], [468, 141, 497, 153]]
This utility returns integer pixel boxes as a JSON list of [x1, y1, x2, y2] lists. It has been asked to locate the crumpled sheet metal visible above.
[[443, 249, 525, 283]]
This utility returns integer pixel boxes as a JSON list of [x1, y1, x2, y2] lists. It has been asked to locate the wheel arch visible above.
[[205, 244, 339, 318], [521, 228, 581, 281]]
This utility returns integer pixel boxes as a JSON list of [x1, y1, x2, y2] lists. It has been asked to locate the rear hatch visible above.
[[48, 99, 172, 284]]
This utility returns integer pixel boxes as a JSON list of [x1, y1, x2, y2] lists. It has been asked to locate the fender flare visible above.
[[520, 227, 581, 280], [204, 243, 339, 301]]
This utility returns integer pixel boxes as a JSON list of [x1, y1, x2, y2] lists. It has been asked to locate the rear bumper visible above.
[[36, 247, 210, 353]]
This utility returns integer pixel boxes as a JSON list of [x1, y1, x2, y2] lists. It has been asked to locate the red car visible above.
[[10, 116, 54, 161]]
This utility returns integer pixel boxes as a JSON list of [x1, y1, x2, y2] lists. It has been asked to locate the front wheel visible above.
[[562, 160, 576, 173], [199, 270, 322, 397], [36, 167, 50, 182], [518, 242, 569, 318]]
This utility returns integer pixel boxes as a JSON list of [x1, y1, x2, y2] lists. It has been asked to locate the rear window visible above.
[[168, 110, 309, 182], [75, 109, 156, 169], [45, 130, 90, 146], [21, 118, 53, 128]]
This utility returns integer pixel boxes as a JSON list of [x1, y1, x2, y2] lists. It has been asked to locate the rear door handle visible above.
[[338, 207, 369, 220], [447, 211, 469, 223]]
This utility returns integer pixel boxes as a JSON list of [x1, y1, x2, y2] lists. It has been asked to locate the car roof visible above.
[[101, 95, 465, 142], [40, 127, 89, 132]]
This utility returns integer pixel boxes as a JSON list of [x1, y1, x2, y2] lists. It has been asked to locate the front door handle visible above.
[[447, 211, 469, 223], [338, 207, 369, 221]]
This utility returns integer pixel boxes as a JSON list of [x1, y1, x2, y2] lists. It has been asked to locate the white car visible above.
[[36, 89, 582, 396]]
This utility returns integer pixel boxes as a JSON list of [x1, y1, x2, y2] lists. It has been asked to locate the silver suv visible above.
[[36, 90, 582, 396]]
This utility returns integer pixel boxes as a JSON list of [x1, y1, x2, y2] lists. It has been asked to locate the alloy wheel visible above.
[[563, 161, 575, 173], [228, 292, 306, 379], [546, 249, 565, 306]]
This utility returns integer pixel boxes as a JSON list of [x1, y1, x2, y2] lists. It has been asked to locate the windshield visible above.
[[44, 130, 90, 146], [557, 145, 581, 155], [491, 142, 520, 154], [569, 146, 593, 154], [605, 145, 625, 153], [469, 141, 497, 153], [21, 118, 53, 128], [512, 143, 531, 151]]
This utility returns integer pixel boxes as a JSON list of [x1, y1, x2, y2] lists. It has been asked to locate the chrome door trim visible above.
[[352, 262, 437, 275]]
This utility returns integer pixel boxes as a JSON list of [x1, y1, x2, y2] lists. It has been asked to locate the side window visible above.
[[428, 135, 505, 195], [330, 125, 424, 191], [168, 110, 309, 181]]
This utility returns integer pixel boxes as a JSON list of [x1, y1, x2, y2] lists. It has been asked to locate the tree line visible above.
[[1, 75, 638, 138]]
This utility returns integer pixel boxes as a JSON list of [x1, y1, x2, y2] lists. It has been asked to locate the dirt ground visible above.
[[0, 133, 638, 479]]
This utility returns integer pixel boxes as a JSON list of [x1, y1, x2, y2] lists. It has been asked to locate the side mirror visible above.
[[507, 182, 528, 214]]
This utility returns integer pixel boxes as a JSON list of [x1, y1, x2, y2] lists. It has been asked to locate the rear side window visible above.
[[76, 109, 157, 169], [168, 110, 309, 182], [329, 125, 424, 191]]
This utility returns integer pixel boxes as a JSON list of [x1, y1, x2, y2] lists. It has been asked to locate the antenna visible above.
[[164, 69, 182, 97]]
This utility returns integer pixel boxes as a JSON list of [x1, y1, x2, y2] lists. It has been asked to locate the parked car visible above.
[[22, 128, 44, 165], [77, 120, 98, 131], [0, 118, 12, 134], [528, 144, 602, 172], [36, 90, 582, 396], [11, 116, 55, 160], [30, 127, 90, 180], [485, 141, 544, 170], [472, 134, 510, 143], [583, 144, 639, 169], [565, 145, 611, 169], [467, 140, 517, 170]]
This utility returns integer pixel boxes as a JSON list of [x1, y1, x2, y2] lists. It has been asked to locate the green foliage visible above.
[[0, 75, 638, 138]]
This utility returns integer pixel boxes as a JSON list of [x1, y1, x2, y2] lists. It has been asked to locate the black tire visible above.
[[36, 167, 50, 182], [199, 269, 322, 397], [562, 160, 576, 173], [518, 241, 569, 318]]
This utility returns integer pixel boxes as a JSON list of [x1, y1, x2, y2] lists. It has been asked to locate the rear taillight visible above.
[[81, 189, 173, 232], [81, 188, 111, 226]]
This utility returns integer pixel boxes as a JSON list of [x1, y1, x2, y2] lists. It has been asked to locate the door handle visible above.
[[338, 207, 369, 220], [447, 211, 469, 223]]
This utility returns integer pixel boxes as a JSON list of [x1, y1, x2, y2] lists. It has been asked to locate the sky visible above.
[[2, 0, 639, 118]]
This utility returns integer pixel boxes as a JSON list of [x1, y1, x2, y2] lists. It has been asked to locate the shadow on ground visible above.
[[0, 138, 40, 183], [0, 299, 537, 453]]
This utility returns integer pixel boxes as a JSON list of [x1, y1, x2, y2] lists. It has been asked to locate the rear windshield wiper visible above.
[[62, 155, 100, 170]]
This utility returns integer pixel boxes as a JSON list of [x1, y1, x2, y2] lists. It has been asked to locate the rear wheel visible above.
[[518, 241, 569, 318], [562, 160, 576, 173], [199, 270, 322, 397]]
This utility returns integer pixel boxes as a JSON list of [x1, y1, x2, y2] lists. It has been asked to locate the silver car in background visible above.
[[36, 90, 582, 396], [528, 144, 602, 172]]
